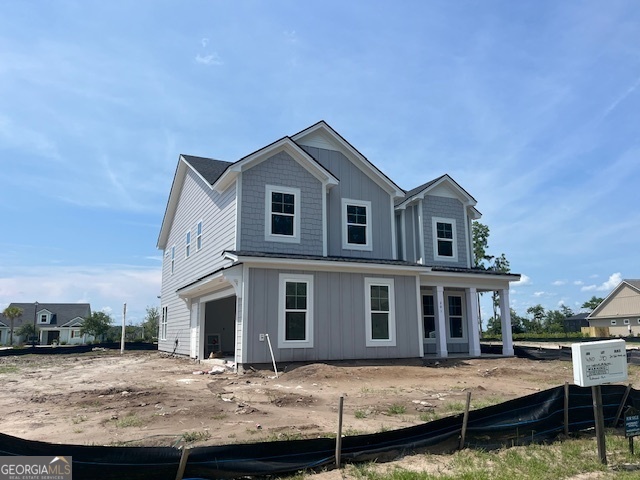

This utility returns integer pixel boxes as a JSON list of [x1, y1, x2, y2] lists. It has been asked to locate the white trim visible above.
[[415, 276, 424, 356], [160, 306, 168, 341], [445, 292, 467, 343], [432, 217, 458, 262], [364, 277, 396, 347], [185, 230, 191, 258], [341, 198, 372, 251], [235, 175, 242, 251], [322, 182, 328, 257], [464, 209, 471, 268], [265, 185, 301, 243], [278, 273, 314, 348], [390, 198, 397, 259], [37, 309, 52, 325], [422, 292, 436, 343], [417, 200, 425, 264], [400, 209, 407, 261], [170, 245, 176, 275]]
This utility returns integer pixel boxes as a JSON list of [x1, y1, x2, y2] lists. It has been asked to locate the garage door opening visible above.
[[203, 296, 236, 359]]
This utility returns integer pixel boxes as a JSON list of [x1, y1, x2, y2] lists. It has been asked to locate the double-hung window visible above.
[[447, 295, 465, 339], [196, 221, 202, 251], [160, 306, 168, 340], [423, 295, 436, 340], [185, 231, 191, 258], [365, 278, 396, 347], [278, 274, 313, 348], [342, 199, 372, 250], [170, 246, 175, 274], [432, 217, 457, 261], [265, 185, 300, 243]]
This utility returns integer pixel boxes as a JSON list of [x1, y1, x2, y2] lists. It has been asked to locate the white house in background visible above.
[[0, 303, 94, 345], [587, 279, 640, 336], [157, 121, 520, 369]]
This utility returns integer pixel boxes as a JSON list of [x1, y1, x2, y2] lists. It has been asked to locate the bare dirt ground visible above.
[[0, 349, 603, 450]]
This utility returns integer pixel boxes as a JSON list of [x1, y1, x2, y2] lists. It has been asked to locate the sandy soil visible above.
[[0, 349, 594, 450]]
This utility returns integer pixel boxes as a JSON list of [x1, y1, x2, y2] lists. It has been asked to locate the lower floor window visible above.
[[71, 330, 81, 339], [365, 278, 396, 347], [448, 295, 464, 338], [278, 274, 314, 348], [160, 306, 168, 340], [423, 295, 435, 339]]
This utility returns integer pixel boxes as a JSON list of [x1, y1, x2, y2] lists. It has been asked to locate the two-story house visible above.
[[157, 121, 520, 369]]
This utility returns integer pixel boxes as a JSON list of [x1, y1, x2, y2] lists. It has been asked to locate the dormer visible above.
[[37, 309, 53, 325]]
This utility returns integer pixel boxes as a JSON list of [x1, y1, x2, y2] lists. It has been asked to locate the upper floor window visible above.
[[432, 217, 458, 261], [38, 312, 50, 324], [278, 274, 314, 348], [364, 278, 396, 347], [342, 199, 372, 251], [170, 246, 175, 274], [265, 185, 300, 243], [196, 221, 203, 251], [185, 231, 191, 258]]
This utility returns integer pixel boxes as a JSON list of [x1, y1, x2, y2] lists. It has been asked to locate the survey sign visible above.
[[571, 339, 628, 387]]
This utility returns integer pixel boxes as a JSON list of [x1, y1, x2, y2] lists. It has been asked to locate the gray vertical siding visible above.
[[301, 146, 395, 259], [159, 168, 236, 355], [240, 151, 324, 255], [244, 268, 421, 363], [422, 195, 468, 268]]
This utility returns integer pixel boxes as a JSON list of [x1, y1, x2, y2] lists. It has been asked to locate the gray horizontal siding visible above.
[[422, 195, 468, 267], [244, 268, 420, 363]]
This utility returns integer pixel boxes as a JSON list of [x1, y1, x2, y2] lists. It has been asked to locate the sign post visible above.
[[572, 339, 628, 465], [625, 408, 640, 455]]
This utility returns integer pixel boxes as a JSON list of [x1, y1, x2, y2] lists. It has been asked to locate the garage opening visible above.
[[203, 296, 236, 358]]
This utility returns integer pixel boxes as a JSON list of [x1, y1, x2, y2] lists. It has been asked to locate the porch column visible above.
[[500, 289, 514, 356], [435, 286, 448, 357], [466, 288, 481, 356]]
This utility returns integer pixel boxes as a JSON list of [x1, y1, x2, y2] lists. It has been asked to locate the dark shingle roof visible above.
[[181, 155, 233, 185], [0, 303, 91, 328], [626, 279, 640, 291]]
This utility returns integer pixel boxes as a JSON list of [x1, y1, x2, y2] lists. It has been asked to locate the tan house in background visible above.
[[587, 279, 640, 337]]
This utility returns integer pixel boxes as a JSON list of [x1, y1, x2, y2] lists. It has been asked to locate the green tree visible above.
[[559, 304, 574, 318], [472, 221, 493, 268], [526, 304, 545, 333], [16, 323, 38, 344], [80, 311, 113, 342], [142, 306, 160, 342], [544, 309, 566, 334], [2, 306, 23, 346], [582, 296, 604, 312], [490, 253, 511, 320]]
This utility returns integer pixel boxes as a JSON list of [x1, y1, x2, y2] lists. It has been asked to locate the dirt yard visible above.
[[1, 348, 615, 450]]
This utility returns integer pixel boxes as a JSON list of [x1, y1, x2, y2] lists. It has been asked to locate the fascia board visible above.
[[292, 122, 404, 199], [399, 175, 477, 209], [233, 254, 428, 276], [587, 281, 626, 319], [212, 138, 338, 193], [157, 158, 188, 249], [422, 270, 519, 291]]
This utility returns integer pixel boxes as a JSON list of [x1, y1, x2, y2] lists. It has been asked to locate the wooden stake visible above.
[[592, 385, 607, 465], [175, 446, 191, 480], [564, 382, 569, 435], [612, 383, 632, 428], [335, 395, 344, 468], [459, 391, 472, 450]]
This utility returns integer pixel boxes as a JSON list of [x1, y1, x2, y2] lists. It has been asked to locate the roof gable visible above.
[[396, 174, 480, 218], [588, 279, 640, 319], [292, 121, 405, 199], [0, 303, 91, 328]]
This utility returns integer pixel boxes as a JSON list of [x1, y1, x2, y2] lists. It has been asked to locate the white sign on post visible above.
[[572, 339, 628, 387]]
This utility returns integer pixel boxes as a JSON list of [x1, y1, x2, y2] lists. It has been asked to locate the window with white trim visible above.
[[265, 185, 300, 243], [422, 294, 436, 340], [611, 319, 617, 326], [39, 313, 49, 324], [624, 319, 630, 325], [278, 274, 313, 348], [342, 199, 372, 250], [365, 278, 396, 347], [196, 221, 203, 251], [432, 217, 458, 261], [185, 230, 191, 258], [71, 330, 81, 339], [447, 295, 464, 339], [170, 246, 175, 274], [160, 306, 168, 340]]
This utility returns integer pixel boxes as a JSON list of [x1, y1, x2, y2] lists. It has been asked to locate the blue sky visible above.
[[1, 1, 639, 325]]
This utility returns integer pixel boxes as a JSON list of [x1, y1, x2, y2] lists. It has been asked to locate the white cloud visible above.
[[552, 280, 567, 286], [533, 291, 545, 297], [195, 53, 223, 66], [580, 272, 622, 293], [573, 280, 584, 286], [512, 274, 531, 286], [201, 38, 209, 48]]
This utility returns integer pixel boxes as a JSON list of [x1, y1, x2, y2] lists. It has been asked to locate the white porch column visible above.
[[466, 288, 481, 356], [435, 286, 448, 357], [500, 289, 514, 356]]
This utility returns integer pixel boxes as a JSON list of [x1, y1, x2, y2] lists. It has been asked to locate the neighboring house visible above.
[[157, 121, 520, 369], [0, 303, 93, 345], [587, 279, 640, 337], [564, 313, 589, 333]]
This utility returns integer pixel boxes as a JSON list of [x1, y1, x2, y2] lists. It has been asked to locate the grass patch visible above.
[[265, 431, 304, 442], [114, 414, 145, 428], [443, 401, 466, 414], [387, 404, 406, 415], [72, 415, 88, 424], [182, 430, 211, 443], [418, 411, 437, 422], [355, 409, 368, 419], [472, 395, 505, 409], [0, 365, 19, 374]]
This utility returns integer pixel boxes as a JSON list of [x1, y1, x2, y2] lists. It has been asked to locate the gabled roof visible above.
[[587, 279, 640, 319], [292, 121, 405, 199], [212, 136, 339, 193], [0, 303, 91, 328], [396, 174, 479, 216], [181, 155, 232, 184]]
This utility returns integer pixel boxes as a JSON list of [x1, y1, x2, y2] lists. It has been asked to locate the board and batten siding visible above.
[[159, 168, 236, 356], [240, 151, 324, 256], [422, 195, 469, 268], [300, 145, 395, 260], [244, 268, 420, 363]]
